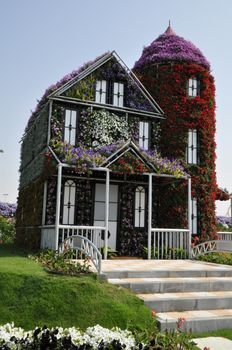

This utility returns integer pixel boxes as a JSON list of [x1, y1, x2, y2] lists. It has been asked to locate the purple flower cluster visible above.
[[143, 149, 187, 177], [217, 216, 232, 227], [134, 32, 210, 70], [0, 202, 17, 217]]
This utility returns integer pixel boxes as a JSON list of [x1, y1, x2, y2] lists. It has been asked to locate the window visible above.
[[64, 109, 77, 145], [191, 198, 197, 235], [95, 80, 124, 106], [62, 180, 76, 225], [139, 121, 149, 150], [188, 78, 200, 97], [134, 186, 145, 228], [113, 82, 124, 107], [95, 80, 107, 104], [187, 129, 198, 164]]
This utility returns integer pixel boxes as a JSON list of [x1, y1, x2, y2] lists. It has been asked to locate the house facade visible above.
[[16, 26, 227, 257]]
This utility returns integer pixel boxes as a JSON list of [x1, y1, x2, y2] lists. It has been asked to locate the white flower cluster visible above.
[[90, 110, 129, 147], [0, 323, 138, 350]]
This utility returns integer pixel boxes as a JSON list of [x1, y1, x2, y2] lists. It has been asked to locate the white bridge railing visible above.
[[59, 234, 102, 273], [151, 228, 191, 259], [192, 240, 232, 258]]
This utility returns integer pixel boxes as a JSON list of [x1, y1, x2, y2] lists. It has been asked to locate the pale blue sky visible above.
[[0, 0, 231, 215]]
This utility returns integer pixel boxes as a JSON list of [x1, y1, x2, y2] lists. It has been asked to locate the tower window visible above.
[[186, 129, 198, 164], [134, 186, 145, 228], [139, 121, 149, 150], [64, 109, 77, 145], [188, 78, 200, 97]]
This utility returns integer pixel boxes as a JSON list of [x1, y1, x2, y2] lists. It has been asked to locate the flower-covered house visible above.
[[16, 49, 191, 257], [16, 25, 228, 260]]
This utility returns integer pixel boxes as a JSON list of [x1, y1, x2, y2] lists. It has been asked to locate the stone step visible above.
[[157, 309, 232, 333], [101, 260, 232, 279], [108, 276, 232, 293], [138, 291, 232, 312]]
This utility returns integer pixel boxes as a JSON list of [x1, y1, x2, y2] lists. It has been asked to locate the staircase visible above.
[[101, 260, 232, 333]]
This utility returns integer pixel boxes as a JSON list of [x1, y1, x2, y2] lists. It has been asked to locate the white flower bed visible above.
[[0, 323, 138, 349]]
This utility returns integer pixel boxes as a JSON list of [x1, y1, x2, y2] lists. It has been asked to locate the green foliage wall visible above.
[[16, 179, 44, 249]]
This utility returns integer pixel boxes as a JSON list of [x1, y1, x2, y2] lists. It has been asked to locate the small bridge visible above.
[[59, 235, 102, 273], [192, 232, 232, 258]]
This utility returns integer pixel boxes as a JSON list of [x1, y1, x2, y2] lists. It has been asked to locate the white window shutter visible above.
[[139, 121, 149, 150], [187, 129, 197, 164], [64, 110, 77, 145], [192, 198, 197, 235], [95, 80, 107, 104], [134, 186, 145, 228], [113, 82, 124, 107], [62, 180, 76, 225]]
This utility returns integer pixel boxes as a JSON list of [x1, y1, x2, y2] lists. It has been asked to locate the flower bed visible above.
[[0, 323, 197, 349]]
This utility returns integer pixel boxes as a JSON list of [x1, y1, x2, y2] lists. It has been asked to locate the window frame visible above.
[[186, 129, 198, 165], [139, 121, 150, 150], [95, 80, 124, 107], [113, 82, 124, 107], [188, 78, 200, 97], [63, 109, 78, 145], [95, 80, 107, 104], [134, 186, 146, 228], [62, 180, 76, 225]]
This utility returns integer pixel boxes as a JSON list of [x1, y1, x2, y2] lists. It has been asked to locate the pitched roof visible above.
[[25, 51, 164, 134]]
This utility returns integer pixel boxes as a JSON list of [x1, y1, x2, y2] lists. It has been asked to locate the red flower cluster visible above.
[[136, 62, 218, 241]]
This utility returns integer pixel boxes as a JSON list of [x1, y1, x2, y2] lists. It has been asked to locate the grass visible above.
[[0, 244, 154, 331], [193, 328, 232, 340]]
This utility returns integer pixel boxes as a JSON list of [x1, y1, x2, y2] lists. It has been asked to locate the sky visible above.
[[0, 0, 231, 216]]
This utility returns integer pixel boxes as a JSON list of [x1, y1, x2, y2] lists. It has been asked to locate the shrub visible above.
[[29, 249, 91, 275], [0, 216, 15, 244], [197, 252, 232, 265]]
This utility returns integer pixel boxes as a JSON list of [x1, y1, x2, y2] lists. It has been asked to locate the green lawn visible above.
[[0, 244, 154, 331]]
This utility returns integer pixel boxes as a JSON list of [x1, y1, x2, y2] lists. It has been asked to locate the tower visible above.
[[134, 25, 217, 240]]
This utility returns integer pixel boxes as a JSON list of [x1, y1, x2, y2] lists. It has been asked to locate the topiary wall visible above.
[[16, 179, 44, 249]]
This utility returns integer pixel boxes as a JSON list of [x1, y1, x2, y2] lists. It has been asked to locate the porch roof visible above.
[[49, 139, 188, 179]]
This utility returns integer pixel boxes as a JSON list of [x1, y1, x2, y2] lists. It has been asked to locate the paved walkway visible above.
[[101, 259, 232, 271], [193, 337, 232, 349]]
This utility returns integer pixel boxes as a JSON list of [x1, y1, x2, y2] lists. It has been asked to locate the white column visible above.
[[55, 163, 62, 250], [188, 176, 192, 258], [42, 181, 48, 226], [104, 169, 110, 260], [148, 174, 152, 260]]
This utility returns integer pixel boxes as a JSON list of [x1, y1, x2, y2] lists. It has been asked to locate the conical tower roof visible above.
[[134, 25, 210, 69]]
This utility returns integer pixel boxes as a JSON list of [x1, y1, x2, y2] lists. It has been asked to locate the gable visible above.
[[50, 52, 164, 116]]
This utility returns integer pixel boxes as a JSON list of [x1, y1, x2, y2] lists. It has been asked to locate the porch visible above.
[[41, 141, 192, 266]]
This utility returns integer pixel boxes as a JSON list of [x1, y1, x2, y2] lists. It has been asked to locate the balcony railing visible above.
[[151, 228, 191, 259]]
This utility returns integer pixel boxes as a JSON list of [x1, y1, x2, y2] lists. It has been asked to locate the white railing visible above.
[[59, 234, 102, 273], [151, 228, 191, 259], [58, 225, 106, 249], [218, 231, 232, 241], [192, 240, 232, 258]]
